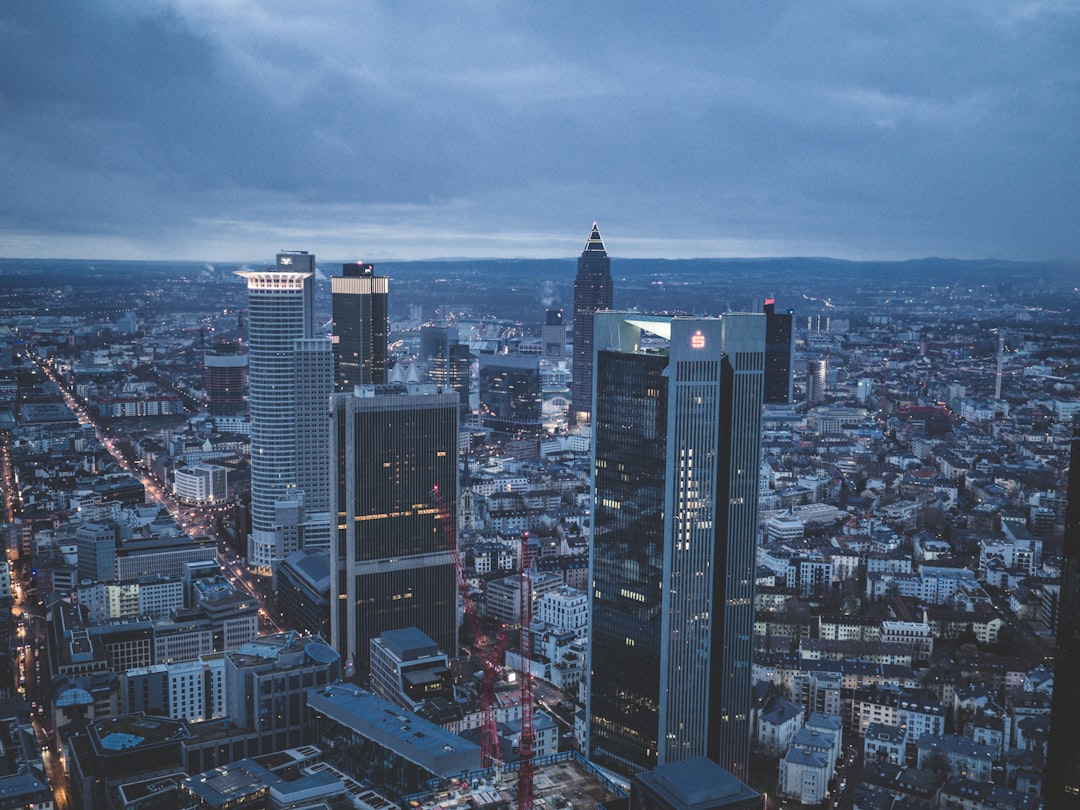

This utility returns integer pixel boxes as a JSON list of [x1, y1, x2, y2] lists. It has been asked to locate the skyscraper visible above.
[[1046, 420, 1080, 806], [587, 313, 764, 781], [237, 251, 332, 573], [330, 383, 459, 678], [807, 357, 827, 405], [543, 308, 565, 359], [478, 353, 542, 441], [331, 261, 389, 391], [763, 298, 794, 405], [203, 341, 247, 416], [570, 223, 613, 424], [421, 325, 471, 421]]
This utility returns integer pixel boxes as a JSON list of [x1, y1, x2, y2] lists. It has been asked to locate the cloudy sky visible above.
[[1, 1, 1077, 262]]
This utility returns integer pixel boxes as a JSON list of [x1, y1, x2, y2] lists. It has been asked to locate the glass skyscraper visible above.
[[478, 353, 541, 439], [587, 313, 764, 781], [571, 223, 613, 424], [331, 261, 389, 391], [329, 384, 459, 677], [763, 298, 794, 405], [1046, 420, 1080, 805]]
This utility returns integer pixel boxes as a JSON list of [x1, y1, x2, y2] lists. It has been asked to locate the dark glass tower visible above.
[[570, 223, 613, 423], [421, 325, 471, 421], [478, 353, 541, 439], [204, 341, 248, 416], [331, 262, 389, 391], [587, 313, 764, 781], [329, 384, 459, 678], [1046, 420, 1080, 805], [763, 298, 794, 405]]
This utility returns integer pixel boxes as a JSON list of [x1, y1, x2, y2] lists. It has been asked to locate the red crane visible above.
[[432, 485, 506, 768], [517, 531, 535, 810]]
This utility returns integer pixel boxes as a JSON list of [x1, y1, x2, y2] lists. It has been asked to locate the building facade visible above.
[[570, 223, 613, 423], [1046, 421, 1080, 805], [763, 299, 794, 405], [204, 342, 247, 416], [237, 251, 329, 573], [331, 261, 389, 391], [478, 353, 542, 441], [587, 313, 764, 780], [330, 384, 459, 677]]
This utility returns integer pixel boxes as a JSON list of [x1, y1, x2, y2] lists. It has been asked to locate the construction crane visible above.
[[517, 531, 535, 810], [432, 484, 506, 769]]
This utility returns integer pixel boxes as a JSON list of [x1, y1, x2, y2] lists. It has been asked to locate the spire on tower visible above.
[[583, 222, 607, 255]]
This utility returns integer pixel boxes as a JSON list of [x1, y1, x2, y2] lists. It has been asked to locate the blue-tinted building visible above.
[[587, 313, 764, 780]]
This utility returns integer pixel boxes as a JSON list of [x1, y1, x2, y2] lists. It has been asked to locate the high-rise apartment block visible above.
[[570, 223, 613, 423], [587, 313, 764, 780], [331, 261, 389, 391], [330, 384, 459, 678], [763, 298, 794, 405], [237, 251, 332, 573], [1046, 421, 1080, 805]]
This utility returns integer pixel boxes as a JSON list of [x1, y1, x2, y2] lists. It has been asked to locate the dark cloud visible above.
[[0, 1, 1077, 261]]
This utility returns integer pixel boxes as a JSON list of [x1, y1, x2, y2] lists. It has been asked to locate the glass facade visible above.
[[331, 262, 389, 391], [763, 300, 794, 405], [588, 314, 763, 781], [330, 386, 459, 677], [478, 353, 541, 439], [1046, 422, 1080, 806], [571, 223, 613, 423]]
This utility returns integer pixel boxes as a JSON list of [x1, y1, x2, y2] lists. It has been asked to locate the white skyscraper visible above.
[[237, 252, 332, 573]]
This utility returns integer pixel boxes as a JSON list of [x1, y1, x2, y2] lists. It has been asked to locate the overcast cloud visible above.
[[1, 1, 1077, 262]]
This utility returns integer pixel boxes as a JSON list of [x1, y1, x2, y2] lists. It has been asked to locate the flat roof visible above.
[[633, 757, 760, 809], [307, 684, 479, 776]]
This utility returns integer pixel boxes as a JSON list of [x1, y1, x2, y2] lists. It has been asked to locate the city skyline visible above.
[[2, 4, 1078, 264]]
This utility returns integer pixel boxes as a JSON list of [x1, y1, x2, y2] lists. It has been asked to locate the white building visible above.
[[173, 464, 228, 506], [536, 586, 589, 638], [778, 747, 830, 805], [880, 621, 934, 663]]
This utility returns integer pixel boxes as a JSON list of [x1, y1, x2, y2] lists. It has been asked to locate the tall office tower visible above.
[[331, 261, 389, 391], [478, 353, 542, 440], [570, 223, 613, 424], [587, 313, 764, 781], [330, 384, 459, 678], [543, 309, 565, 358], [204, 341, 248, 416], [807, 357, 827, 405], [421, 325, 471, 421], [294, 338, 334, 516], [237, 251, 329, 573], [1046, 420, 1080, 806], [762, 299, 794, 405]]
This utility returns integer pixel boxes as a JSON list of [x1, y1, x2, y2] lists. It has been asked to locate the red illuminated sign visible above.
[[691, 331, 706, 349]]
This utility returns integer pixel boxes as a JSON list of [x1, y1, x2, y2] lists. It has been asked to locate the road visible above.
[[29, 350, 282, 634]]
